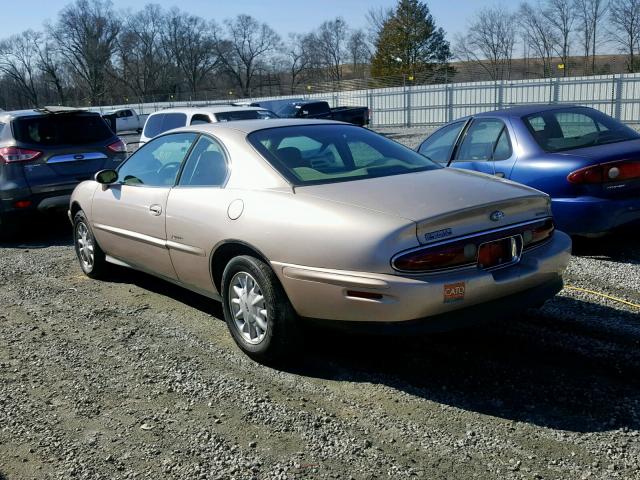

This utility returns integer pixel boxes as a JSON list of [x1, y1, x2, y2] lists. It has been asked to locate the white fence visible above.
[[96, 72, 640, 128]]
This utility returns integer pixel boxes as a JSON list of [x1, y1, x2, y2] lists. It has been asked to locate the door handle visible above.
[[149, 204, 162, 216], [494, 172, 505, 178]]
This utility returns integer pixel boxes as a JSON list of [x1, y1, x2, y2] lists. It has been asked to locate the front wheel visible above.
[[221, 255, 300, 362], [73, 211, 109, 279]]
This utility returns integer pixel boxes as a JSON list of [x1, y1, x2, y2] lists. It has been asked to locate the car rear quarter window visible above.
[[143, 113, 187, 138], [214, 110, 262, 122], [12, 113, 113, 146]]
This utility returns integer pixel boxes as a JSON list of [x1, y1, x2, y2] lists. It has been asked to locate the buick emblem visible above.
[[489, 210, 505, 222]]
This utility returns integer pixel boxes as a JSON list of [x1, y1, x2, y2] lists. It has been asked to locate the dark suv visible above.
[[0, 107, 126, 236]]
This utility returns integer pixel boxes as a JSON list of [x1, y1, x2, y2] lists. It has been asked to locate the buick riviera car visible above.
[[70, 120, 571, 361], [417, 105, 640, 237]]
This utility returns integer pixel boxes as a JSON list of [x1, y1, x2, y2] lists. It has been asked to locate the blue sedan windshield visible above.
[[523, 107, 639, 152]]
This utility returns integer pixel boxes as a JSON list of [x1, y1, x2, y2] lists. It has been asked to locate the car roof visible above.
[[172, 118, 346, 135], [474, 103, 584, 119], [149, 105, 268, 115], [0, 107, 94, 122]]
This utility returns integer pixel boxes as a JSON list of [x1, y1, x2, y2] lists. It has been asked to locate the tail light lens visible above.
[[568, 160, 640, 184], [107, 138, 127, 153], [0, 147, 42, 163], [393, 219, 555, 273]]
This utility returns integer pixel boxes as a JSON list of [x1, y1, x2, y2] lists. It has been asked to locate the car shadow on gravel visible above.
[[572, 226, 640, 264], [0, 213, 71, 249], [289, 297, 640, 434]]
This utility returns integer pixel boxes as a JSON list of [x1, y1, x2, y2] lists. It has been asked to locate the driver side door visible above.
[[91, 132, 197, 280]]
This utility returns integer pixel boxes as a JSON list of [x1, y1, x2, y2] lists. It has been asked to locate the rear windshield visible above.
[[523, 107, 639, 152], [143, 113, 187, 138], [214, 110, 263, 122], [12, 113, 113, 146], [247, 124, 441, 186]]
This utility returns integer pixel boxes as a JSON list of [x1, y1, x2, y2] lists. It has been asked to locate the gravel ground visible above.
[[1, 129, 639, 480]]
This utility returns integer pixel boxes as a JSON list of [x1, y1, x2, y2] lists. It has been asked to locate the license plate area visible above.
[[477, 235, 522, 270]]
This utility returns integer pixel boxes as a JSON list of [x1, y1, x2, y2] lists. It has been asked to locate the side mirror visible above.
[[95, 169, 118, 184]]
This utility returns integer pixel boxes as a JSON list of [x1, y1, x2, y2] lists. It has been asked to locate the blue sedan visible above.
[[417, 105, 640, 236]]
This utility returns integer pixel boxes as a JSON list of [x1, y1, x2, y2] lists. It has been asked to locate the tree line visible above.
[[0, 0, 638, 110]]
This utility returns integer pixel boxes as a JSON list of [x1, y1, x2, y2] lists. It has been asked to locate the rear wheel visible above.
[[73, 211, 108, 279], [0, 214, 19, 240], [221, 255, 300, 362]]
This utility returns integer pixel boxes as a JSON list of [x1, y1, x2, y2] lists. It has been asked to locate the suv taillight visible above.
[[107, 138, 127, 153], [0, 146, 42, 163], [567, 160, 640, 184]]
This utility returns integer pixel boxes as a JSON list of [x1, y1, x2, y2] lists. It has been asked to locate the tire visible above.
[[73, 211, 109, 279], [221, 255, 300, 362], [0, 214, 19, 240]]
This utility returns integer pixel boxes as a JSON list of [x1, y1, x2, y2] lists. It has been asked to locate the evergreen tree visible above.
[[371, 0, 451, 78]]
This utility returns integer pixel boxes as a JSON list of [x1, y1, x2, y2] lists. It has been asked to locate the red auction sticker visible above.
[[444, 282, 465, 303]]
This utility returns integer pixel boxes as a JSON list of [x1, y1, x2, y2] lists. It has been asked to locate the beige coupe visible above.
[[69, 119, 572, 360]]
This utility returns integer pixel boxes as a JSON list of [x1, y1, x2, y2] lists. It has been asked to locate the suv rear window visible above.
[[143, 113, 187, 138], [215, 110, 262, 122], [12, 113, 113, 146]]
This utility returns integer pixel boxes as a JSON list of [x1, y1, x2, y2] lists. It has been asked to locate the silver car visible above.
[[69, 120, 571, 361]]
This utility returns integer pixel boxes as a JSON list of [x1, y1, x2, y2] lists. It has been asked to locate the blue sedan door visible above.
[[448, 118, 517, 178]]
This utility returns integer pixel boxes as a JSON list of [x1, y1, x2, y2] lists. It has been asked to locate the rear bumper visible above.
[[0, 183, 73, 215], [272, 230, 572, 325], [306, 277, 563, 334], [552, 196, 640, 236]]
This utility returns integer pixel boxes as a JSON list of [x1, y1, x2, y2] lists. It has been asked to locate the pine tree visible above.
[[371, 0, 451, 79]]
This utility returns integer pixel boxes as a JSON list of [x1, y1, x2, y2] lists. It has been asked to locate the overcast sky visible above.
[[2, 0, 486, 42]]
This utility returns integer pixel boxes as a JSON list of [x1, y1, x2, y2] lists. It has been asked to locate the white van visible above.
[[139, 106, 277, 144]]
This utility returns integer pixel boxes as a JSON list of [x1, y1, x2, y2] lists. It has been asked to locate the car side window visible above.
[[455, 119, 507, 162], [190, 114, 211, 125], [418, 122, 465, 164], [117, 133, 197, 187], [178, 136, 228, 187], [493, 127, 512, 161]]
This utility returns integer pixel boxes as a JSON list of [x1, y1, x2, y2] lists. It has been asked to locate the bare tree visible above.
[[0, 30, 41, 106], [366, 6, 393, 46], [574, 0, 609, 73], [215, 14, 281, 97], [116, 4, 173, 101], [454, 7, 517, 80], [609, 0, 640, 71], [316, 18, 350, 81], [52, 0, 120, 105], [34, 33, 67, 104], [543, 0, 575, 75], [347, 29, 370, 76], [519, 2, 559, 77], [281, 33, 312, 94], [162, 8, 219, 99]]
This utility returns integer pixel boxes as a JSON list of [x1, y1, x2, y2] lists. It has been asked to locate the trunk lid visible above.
[[556, 139, 640, 199], [296, 168, 551, 244]]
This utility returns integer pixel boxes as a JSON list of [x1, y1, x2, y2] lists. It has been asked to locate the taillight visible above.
[[393, 240, 478, 272], [107, 138, 127, 153], [0, 147, 42, 163], [568, 160, 640, 184], [393, 219, 555, 273]]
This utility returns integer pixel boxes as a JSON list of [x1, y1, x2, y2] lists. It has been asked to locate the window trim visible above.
[[174, 133, 231, 189], [115, 131, 199, 188], [451, 117, 513, 164]]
